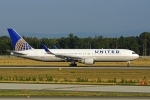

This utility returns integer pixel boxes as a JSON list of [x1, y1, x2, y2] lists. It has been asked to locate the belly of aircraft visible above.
[[20, 55, 62, 62], [94, 56, 135, 62]]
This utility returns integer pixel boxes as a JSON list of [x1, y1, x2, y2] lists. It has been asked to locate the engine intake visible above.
[[79, 58, 94, 65]]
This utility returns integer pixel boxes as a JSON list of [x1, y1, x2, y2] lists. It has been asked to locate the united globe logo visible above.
[[15, 38, 32, 51]]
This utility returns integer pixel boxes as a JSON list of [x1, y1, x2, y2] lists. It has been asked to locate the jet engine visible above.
[[78, 58, 94, 65]]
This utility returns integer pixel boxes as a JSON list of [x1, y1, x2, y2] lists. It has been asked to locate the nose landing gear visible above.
[[127, 61, 130, 67]]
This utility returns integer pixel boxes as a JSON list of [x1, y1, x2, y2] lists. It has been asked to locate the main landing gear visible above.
[[69, 60, 77, 67], [127, 61, 130, 67]]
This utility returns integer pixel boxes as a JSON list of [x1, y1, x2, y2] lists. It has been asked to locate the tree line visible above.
[[0, 32, 150, 56]]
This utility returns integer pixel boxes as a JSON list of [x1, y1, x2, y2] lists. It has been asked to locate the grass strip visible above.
[[0, 69, 149, 85], [0, 90, 150, 97]]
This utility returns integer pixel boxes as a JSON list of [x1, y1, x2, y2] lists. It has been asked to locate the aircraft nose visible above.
[[136, 54, 139, 58]]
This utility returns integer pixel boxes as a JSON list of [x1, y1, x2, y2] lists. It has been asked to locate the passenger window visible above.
[[132, 52, 136, 54]]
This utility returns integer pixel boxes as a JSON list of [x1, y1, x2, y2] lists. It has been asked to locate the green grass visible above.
[[0, 90, 150, 96], [0, 69, 149, 85]]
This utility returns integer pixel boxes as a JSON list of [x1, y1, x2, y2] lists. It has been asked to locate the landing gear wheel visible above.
[[69, 61, 77, 67], [69, 64, 77, 67], [127, 61, 130, 67]]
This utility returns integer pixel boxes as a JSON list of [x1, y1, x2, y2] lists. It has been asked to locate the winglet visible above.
[[42, 44, 53, 54], [53, 45, 58, 49]]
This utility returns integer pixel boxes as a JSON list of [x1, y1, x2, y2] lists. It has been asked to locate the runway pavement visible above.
[[0, 83, 150, 93], [0, 66, 150, 69], [0, 83, 150, 100]]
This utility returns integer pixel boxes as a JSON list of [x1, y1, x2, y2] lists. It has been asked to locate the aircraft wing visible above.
[[42, 44, 82, 60]]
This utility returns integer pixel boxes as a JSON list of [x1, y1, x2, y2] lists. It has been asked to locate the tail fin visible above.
[[7, 28, 33, 51]]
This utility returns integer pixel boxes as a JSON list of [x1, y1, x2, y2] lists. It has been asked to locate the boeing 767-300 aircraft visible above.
[[7, 28, 139, 66]]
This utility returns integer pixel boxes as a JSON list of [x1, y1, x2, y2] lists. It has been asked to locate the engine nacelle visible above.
[[78, 58, 94, 65]]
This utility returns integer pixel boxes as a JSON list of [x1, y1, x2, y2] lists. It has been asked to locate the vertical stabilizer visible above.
[[7, 28, 33, 51]]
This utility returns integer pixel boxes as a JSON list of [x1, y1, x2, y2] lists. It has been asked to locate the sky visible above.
[[0, 0, 150, 38]]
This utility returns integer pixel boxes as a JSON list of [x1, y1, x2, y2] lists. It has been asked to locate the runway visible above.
[[0, 66, 150, 69], [0, 83, 150, 93], [0, 83, 150, 100]]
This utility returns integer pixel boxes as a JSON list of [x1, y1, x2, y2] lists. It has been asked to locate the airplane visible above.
[[7, 28, 139, 67], [53, 45, 58, 49]]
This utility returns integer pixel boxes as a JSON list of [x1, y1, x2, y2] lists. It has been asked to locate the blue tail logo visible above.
[[7, 28, 32, 51]]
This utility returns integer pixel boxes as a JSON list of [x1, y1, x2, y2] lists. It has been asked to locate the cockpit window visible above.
[[132, 52, 136, 54]]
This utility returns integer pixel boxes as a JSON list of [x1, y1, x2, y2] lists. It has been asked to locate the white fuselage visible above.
[[11, 49, 139, 62]]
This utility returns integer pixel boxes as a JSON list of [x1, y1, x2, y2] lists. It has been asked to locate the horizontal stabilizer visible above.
[[12, 51, 27, 55]]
